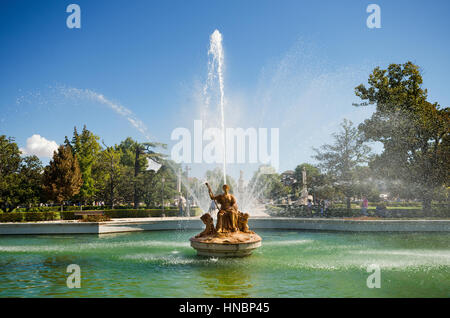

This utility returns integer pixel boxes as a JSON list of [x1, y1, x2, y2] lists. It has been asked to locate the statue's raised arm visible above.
[[205, 182, 216, 200]]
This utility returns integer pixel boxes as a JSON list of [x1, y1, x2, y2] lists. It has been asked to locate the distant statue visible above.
[[300, 166, 309, 205], [238, 170, 245, 194], [237, 170, 245, 203], [302, 166, 307, 185], [206, 183, 239, 233]]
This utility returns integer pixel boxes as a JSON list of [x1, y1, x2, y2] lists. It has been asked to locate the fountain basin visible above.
[[1, 230, 449, 297], [190, 232, 262, 257]]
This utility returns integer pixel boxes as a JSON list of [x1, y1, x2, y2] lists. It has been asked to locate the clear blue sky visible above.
[[1, 0, 449, 180]]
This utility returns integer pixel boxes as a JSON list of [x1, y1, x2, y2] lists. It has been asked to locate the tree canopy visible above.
[[355, 61, 449, 211], [313, 119, 372, 208], [70, 126, 101, 204], [0, 136, 43, 212], [42, 145, 83, 208]]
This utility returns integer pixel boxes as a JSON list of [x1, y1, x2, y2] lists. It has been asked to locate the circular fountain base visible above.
[[190, 232, 262, 257]]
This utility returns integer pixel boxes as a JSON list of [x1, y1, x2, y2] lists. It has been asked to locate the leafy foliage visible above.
[[313, 119, 372, 208], [42, 145, 83, 206], [355, 62, 449, 211], [249, 165, 290, 202], [0, 135, 43, 212], [70, 126, 101, 203]]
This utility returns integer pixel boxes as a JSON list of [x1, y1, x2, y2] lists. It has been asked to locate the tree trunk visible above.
[[110, 180, 114, 209], [346, 197, 351, 210]]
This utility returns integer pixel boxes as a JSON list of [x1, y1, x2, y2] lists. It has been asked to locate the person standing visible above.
[[324, 199, 329, 217], [178, 195, 186, 216], [361, 197, 369, 216], [307, 199, 313, 217]]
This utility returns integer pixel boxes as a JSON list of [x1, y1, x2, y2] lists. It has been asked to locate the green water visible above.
[[0, 230, 449, 297]]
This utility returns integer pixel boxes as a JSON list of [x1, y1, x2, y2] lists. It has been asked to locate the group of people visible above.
[[361, 197, 390, 217]]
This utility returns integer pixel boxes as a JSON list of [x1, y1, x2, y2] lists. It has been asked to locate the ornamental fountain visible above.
[[189, 29, 262, 257], [190, 182, 262, 257]]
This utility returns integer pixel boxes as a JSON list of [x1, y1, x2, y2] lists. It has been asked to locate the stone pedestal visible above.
[[190, 232, 262, 257]]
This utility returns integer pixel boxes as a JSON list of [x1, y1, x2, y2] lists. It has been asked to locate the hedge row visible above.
[[0, 212, 58, 222], [0, 207, 202, 222], [13, 205, 187, 212], [368, 202, 422, 207], [266, 206, 450, 218], [105, 209, 180, 218]]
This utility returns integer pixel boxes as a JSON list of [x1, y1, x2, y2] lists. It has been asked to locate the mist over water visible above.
[[1, 230, 448, 297]]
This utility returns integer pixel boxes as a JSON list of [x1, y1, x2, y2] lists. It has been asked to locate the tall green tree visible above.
[[93, 145, 124, 208], [355, 61, 449, 212], [313, 119, 372, 209], [141, 162, 178, 208], [0, 136, 43, 212], [17, 155, 44, 209], [117, 138, 166, 207], [71, 126, 101, 204], [42, 145, 83, 210]]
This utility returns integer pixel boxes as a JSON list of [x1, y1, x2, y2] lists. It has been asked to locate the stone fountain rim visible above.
[[189, 232, 262, 245]]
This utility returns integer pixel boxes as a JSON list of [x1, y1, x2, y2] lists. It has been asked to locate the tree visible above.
[[71, 126, 101, 204], [141, 162, 178, 208], [248, 165, 290, 203], [17, 155, 44, 209], [0, 136, 43, 212], [117, 138, 166, 207], [93, 145, 124, 208], [355, 62, 450, 213], [42, 145, 83, 210], [313, 119, 372, 209], [353, 166, 381, 202]]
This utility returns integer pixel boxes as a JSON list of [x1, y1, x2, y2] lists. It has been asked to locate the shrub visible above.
[[265, 204, 449, 218], [80, 215, 111, 222], [104, 209, 180, 218], [59, 211, 82, 220], [24, 212, 46, 222], [44, 211, 56, 221], [0, 213, 24, 222]]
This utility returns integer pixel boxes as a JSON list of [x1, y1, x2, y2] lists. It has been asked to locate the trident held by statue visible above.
[[205, 182, 219, 214]]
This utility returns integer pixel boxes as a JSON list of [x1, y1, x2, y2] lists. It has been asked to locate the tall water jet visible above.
[[207, 29, 227, 184]]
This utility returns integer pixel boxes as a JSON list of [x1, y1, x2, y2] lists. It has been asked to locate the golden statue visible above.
[[190, 182, 262, 257], [206, 183, 239, 233]]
